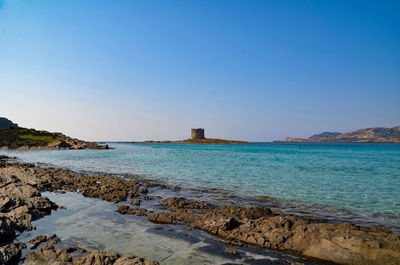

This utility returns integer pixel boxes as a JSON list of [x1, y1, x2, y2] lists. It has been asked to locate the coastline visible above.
[[1, 155, 399, 265]]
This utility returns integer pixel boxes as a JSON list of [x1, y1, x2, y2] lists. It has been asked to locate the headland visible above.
[[0, 118, 108, 150], [276, 125, 400, 143]]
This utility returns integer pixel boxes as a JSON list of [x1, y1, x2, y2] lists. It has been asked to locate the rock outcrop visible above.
[[147, 197, 400, 265], [24, 244, 159, 265], [0, 156, 159, 264], [0, 127, 108, 150], [0, 243, 24, 265]]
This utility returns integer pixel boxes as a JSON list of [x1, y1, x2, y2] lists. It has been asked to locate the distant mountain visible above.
[[279, 126, 400, 143], [0, 117, 18, 130], [331, 126, 400, 142], [309, 132, 342, 140]]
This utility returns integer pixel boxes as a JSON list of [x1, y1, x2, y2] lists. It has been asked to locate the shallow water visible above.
[[16, 192, 315, 265], [2, 142, 400, 230]]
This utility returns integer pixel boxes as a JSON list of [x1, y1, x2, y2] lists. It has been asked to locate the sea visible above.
[[2, 142, 400, 264]]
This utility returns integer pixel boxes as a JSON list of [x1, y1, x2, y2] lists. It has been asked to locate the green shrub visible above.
[[19, 134, 56, 143]]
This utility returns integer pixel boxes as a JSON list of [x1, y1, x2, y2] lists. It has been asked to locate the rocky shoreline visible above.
[[0, 155, 157, 264], [1, 155, 399, 265]]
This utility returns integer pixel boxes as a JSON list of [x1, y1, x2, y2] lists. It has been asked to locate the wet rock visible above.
[[80, 249, 119, 264], [151, 197, 400, 265], [28, 235, 47, 249], [224, 247, 239, 255], [136, 208, 148, 216], [114, 254, 159, 265], [47, 234, 61, 244], [161, 197, 210, 211], [139, 188, 148, 194], [147, 212, 177, 224], [63, 246, 86, 253], [24, 244, 60, 264], [116, 205, 136, 215], [0, 168, 57, 244], [24, 245, 159, 265], [133, 199, 140, 206]]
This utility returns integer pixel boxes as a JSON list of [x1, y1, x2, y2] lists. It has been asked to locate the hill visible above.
[[0, 117, 18, 130], [279, 126, 400, 143], [309, 132, 342, 140], [0, 127, 108, 150]]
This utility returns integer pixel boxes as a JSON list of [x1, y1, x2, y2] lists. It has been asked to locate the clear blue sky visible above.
[[1, 0, 399, 141]]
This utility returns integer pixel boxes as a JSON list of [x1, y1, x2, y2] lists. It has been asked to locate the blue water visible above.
[[2, 143, 400, 226]]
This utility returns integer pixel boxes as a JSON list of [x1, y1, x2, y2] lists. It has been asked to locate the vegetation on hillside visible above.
[[0, 127, 58, 148], [19, 134, 57, 143], [0, 127, 108, 149]]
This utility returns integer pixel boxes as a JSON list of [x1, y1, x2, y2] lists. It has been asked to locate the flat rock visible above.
[[224, 247, 240, 255], [24, 245, 159, 265]]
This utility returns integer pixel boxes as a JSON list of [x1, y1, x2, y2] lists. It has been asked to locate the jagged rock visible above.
[[79, 249, 119, 264], [133, 199, 140, 206], [47, 234, 61, 244], [0, 243, 24, 265], [136, 208, 147, 216], [0, 197, 11, 211], [24, 245, 159, 265], [117, 205, 136, 215], [147, 197, 400, 265], [117, 205, 147, 217], [28, 235, 47, 249]]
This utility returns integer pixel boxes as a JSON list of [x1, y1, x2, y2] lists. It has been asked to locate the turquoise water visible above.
[[2, 143, 400, 225]]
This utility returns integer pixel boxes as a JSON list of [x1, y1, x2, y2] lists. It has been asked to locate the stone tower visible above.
[[191, 128, 205, 139]]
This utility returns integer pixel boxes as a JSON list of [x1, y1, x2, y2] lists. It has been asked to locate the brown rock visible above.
[[136, 208, 148, 216], [116, 205, 136, 215], [47, 234, 61, 244], [224, 248, 239, 255], [79, 249, 119, 264], [147, 212, 177, 224], [133, 199, 140, 206], [0, 243, 23, 265], [28, 235, 47, 249]]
